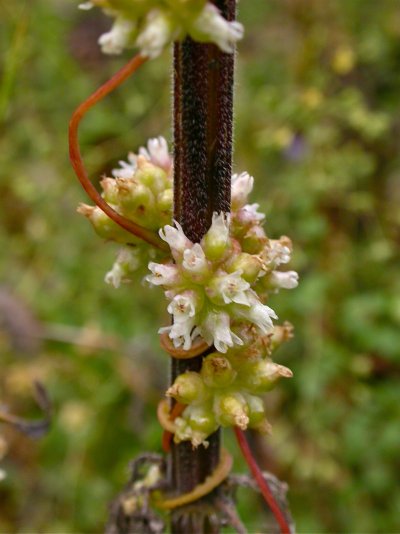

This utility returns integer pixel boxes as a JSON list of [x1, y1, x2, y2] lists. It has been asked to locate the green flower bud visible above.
[[186, 403, 218, 436], [202, 213, 231, 261], [100, 177, 119, 204], [226, 252, 262, 283], [241, 225, 268, 254], [115, 178, 156, 225], [135, 156, 168, 195], [214, 392, 249, 429], [201, 353, 237, 388], [244, 394, 266, 426], [239, 359, 293, 393], [77, 204, 140, 244], [156, 188, 173, 214], [166, 372, 208, 404]]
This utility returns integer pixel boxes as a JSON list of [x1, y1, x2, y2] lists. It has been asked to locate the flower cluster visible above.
[[79, 1, 244, 58], [146, 171, 298, 446], [79, 137, 298, 446], [169, 324, 294, 447], [78, 137, 172, 287]]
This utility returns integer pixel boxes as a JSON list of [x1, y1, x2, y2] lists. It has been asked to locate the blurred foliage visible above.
[[1, 0, 400, 532]]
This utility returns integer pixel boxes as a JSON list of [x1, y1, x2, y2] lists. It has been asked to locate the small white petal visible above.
[[98, 18, 134, 55], [136, 10, 174, 59], [193, 4, 244, 54], [201, 311, 243, 353], [78, 2, 93, 10], [270, 270, 299, 289], [145, 136, 172, 171], [231, 172, 254, 208], [183, 244, 209, 275], [146, 262, 179, 286], [159, 221, 192, 256]]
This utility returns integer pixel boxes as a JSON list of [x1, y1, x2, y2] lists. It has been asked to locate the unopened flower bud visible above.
[[214, 392, 249, 429], [244, 394, 266, 426], [202, 212, 231, 261], [166, 372, 208, 405], [226, 253, 262, 283], [242, 225, 268, 254], [115, 179, 156, 225], [270, 322, 294, 351], [240, 360, 293, 393], [157, 189, 173, 214], [135, 156, 168, 195], [100, 177, 119, 204], [201, 353, 237, 388], [77, 204, 138, 244], [186, 404, 218, 436]]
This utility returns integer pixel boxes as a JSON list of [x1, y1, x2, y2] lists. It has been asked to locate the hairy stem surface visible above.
[[170, 1, 236, 531]]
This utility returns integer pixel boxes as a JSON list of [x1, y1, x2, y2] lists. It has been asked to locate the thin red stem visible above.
[[69, 53, 167, 250], [234, 427, 291, 534]]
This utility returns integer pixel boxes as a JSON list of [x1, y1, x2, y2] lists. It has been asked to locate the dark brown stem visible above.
[[170, 1, 236, 532]]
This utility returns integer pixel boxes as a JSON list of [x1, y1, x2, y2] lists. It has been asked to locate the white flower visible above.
[[98, 17, 135, 55], [139, 136, 172, 172], [199, 311, 243, 353], [193, 4, 244, 54], [207, 271, 250, 306], [160, 221, 192, 258], [136, 10, 174, 59], [159, 320, 195, 351], [269, 270, 299, 290], [112, 152, 137, 179], [266, 238, 292, 267], [78, 2, 93, 10], [146, 262, 180, 286], [236, 203, 265, 226], [233, 291, 277, 335], [167, 291, 198, 323], [105, 248, 141, 288], [231, 172, 254, 209], [182, 243, 209, 277], [0, 469, 6, 482]]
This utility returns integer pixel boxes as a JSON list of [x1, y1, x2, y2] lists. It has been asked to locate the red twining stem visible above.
[[234, 427, 291, 534], [69, 53, 167, 250]]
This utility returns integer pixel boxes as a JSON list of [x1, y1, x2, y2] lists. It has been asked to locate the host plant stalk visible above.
[[171, 0, 236, 531]]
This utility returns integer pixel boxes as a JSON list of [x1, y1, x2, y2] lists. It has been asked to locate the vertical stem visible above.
[[171, 1, 236, 531]]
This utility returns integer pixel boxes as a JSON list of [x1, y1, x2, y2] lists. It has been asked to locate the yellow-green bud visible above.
[[187, 404, 218, 435], [226, 252, 262, 283], [156, 188, 173, 214], [135, 156, 168, 195], [240, 359, 293, 393], [214, 392, 249, 429], [242, 225, 268, 254], [77, 204, 140, 244], [244, 394, 266, 426], [201, 353, 237, 388], [116, 179, 156, 226], [166, 372, 208, 404], [100, 177, 119, 204], [202, 213, 231, 261]]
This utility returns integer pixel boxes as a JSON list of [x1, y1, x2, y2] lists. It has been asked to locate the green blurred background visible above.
[[1, 0, 400, 532]]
